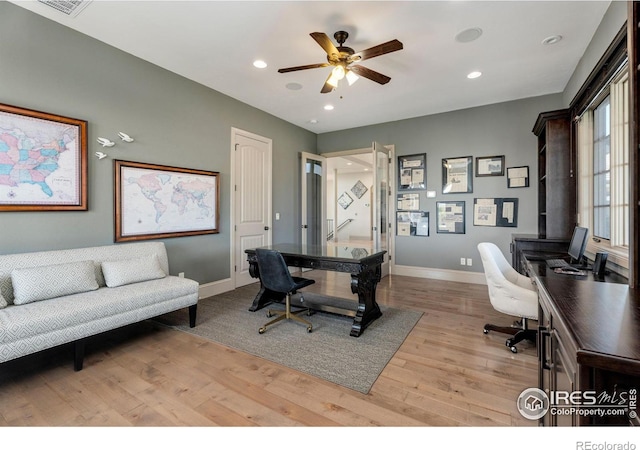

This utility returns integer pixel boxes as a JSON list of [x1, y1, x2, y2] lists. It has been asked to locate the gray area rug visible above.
[[155, 284, 422, 394]]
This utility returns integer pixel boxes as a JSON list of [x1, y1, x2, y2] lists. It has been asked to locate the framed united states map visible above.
[[114, 160, 219, 242], [0, 103, 87, 211]]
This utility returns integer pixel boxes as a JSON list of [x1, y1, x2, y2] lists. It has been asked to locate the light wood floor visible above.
[[0, 272, 538, 428]]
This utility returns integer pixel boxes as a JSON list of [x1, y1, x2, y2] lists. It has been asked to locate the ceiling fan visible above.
[[278, 31, 404, 93]]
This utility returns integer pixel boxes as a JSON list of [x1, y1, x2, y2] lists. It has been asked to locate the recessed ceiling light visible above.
[[467, 71, 482, 79], [324, 104, 334, 111], [542, 35, 562, 45], [309, 119, 318, 124], [286, 82, 302, 91], [253, 60, 267, 69], [455, 27, 483, 43]]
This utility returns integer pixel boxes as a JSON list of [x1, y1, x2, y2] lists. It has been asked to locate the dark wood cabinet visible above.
[[524, 257, 639, 426], [537, 284, 579, 426], [532, 110, 575, 239]]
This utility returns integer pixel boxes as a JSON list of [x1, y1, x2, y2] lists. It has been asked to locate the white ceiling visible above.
[[11, 0, 612, 134]]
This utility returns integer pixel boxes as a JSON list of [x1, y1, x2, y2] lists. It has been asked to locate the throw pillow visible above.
[[0, 292, 6, 309], [11, 260, 99, 305], [101, 254, 166, 288]]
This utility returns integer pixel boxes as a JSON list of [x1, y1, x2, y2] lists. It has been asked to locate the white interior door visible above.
[[233, 129, 272, 287], [372, 142, 391, 277], [300, 152, 326, 246]]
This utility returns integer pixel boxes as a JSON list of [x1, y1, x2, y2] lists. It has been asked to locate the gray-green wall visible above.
[[563, 0, 627, 105], [0, 2, 316, 284]]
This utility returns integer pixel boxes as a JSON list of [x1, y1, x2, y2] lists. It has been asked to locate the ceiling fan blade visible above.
[[320, 72, 335, 93], [351, 39, 403, 62], [278, 63, 330, 73], [350, 65, 391, 85], [310, 32, 340, 57]]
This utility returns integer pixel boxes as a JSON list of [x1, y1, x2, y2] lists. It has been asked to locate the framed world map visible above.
[[0, 103, 87, 211], [114, 160, 219, 242]]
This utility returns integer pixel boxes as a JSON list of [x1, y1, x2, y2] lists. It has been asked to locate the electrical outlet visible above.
[[460, 258, 466, 266], [467, 258, 472, 266], [178, 272, 185, 278], [275, 212, 280, 220]]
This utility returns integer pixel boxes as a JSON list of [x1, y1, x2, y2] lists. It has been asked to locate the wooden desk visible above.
[[245, 244, 386, 337], [523, 257, 640, 426]]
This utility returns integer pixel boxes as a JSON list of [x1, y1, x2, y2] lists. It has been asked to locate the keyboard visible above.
[[546, 258, 570, 269]]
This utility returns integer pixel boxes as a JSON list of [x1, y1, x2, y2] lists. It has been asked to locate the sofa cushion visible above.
[[11, 260, 99, 305], [0, 276, 198, 347], [102, 254, 166, 288]]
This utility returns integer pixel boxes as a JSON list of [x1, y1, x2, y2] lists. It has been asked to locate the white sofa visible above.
[[0, 242, 199, 370]]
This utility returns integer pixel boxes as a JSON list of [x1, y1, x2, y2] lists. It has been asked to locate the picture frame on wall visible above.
[[396, 211, 429, 237], [475, 155, 505, 177], [436, 201, 466, 234], [442, 156, 472, 194], [0, 103, 88, 211], [114, 160, 219, 242], [338, 192, 354, 209], [507, 166, 530, 188], [351, 180, 368, 199], [398, 153, 426, 191]]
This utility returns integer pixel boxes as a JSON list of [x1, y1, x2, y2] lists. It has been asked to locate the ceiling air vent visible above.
[[37, 0, 92, 18]]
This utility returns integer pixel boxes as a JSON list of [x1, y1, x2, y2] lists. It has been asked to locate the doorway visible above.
[[301, 144, 394, 276], [232, 128, 272, 288]]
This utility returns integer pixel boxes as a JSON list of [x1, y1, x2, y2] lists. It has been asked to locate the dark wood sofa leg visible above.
[[74, 339, 85, 371], [189, 304, 197, 328]]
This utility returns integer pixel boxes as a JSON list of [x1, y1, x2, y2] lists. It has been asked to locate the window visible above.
[[593, 96, 610, 240], [576, 66, 629, 269]]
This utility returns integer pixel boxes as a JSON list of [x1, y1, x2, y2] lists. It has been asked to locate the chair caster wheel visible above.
[[307, 326, 312, 333], [266, 311, 273, 318], [510, 346, 518, 353], [483, 328, 489, 334], [259, 327, 266, 334], [505, 339, 517, 353]]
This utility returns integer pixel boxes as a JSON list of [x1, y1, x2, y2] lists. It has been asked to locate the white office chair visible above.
[[477, 242, 538, 353]]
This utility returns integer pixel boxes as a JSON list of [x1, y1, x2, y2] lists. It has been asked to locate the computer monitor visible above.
[[568, 226, 589, 265]]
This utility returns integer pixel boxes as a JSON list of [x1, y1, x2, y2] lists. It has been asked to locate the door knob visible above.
[[264, 226, 270, 231]]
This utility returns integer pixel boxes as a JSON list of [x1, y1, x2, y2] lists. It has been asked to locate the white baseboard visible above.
[[198, 277, 235, 299], [391, 264, 487, 285]]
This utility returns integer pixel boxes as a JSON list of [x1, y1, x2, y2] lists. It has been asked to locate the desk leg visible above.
[[248, 286, 286, 311], [349, 264, 383, 337], [247, 260, 286, 311]]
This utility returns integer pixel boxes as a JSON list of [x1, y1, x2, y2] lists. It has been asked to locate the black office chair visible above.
[[255, 248, 315, 334]]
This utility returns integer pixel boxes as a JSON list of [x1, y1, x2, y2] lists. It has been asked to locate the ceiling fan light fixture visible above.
[[253, 60, 267, 69], [346, 70, 359, 86], [327, 73, 340, 88], [332, 65, 346, 80], [278, 31, 403, 93]]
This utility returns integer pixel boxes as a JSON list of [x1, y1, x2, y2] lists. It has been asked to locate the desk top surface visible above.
[[245, 243, 386, 262], [525, 258, 640, 374], [524, 253, 628, 284]]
